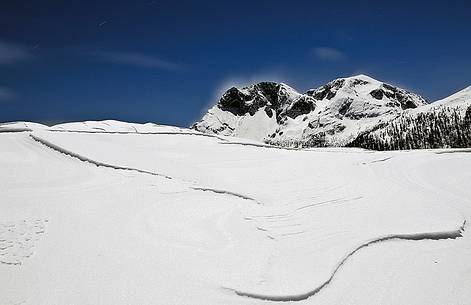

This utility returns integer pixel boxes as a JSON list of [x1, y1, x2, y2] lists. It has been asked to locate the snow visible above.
[[1, 121, 470, 305], [430, 85, 471, 111], [272, 75, 427, 146], [52, 120, 193, 134], [0, 121, 49, 132], [193, 75, 428, 147]]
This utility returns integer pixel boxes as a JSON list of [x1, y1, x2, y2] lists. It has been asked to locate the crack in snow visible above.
[[228, 220, 466, 302], [0, 128, 33, 133], [30, 134, 261, 205], [190, 187, 262, 205], [30, 134, 174, 179], [362, 156, 393, 164]]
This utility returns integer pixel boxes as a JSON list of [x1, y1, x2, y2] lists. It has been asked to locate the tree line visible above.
[[347, 105, 471, 150]]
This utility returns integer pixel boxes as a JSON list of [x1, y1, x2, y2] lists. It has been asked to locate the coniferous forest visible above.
[[348, 105, 471, 150]]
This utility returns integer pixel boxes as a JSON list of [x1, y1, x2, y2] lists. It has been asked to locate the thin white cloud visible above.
[[0, 40, 32, 65], [0, 87, 16, 102], [312, 47, 345, 61], [91, 51, 183, 71]]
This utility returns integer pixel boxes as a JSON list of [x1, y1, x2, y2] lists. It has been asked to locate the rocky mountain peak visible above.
[[216, 82, 316, 122], [192, 75, 431, 146], [306, 75, 427, 110]]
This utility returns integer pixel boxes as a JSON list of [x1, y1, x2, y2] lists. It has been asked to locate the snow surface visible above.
[[0, 122, 49, 133], [1, 121, 470, 305], [424, 85, 471, 113]]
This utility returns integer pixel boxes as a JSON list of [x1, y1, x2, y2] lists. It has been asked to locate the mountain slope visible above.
[[191, 82, 317, 141], [348, 86, 471, 150], [433, 85, 471, 109], [192, 75, 428, 147]]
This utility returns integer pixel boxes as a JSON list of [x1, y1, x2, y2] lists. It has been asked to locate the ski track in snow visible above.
[[30, 134, 260, 206], [246, 197, 363, 220], [229, 220, 466, 302]]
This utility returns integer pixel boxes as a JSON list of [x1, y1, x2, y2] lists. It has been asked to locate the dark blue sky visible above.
[[1, 0, 470, 126]]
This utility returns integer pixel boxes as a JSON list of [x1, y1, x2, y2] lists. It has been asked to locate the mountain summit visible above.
[[192, 75, 428, 147]]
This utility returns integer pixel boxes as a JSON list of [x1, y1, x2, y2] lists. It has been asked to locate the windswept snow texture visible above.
[[1, 121, 471, 305], [193, 75, 428, 147], [232, 221, 465, 302]]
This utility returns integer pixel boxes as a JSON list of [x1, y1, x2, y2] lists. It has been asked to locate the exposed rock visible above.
[[285, 96, 316, 119], [192, 74, 429, 147], [370, 89, 384, 100], [307, 79, 345, 100]]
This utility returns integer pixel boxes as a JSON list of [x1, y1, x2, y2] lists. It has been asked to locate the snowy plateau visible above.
[[1, 75, 471, 305]]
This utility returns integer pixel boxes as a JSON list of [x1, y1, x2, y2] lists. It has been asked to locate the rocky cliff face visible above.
[[218, 82, 316, 120], [192, 75, 429, 147]]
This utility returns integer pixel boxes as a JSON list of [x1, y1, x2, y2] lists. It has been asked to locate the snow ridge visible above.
[[0, 127, 33, 133], [229, 220, 466, 302], [30, 133, 260, 205], [30, 134, 174, 179], [49, 129, 228, 141]]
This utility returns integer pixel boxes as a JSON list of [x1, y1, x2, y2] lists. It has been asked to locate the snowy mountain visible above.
[[191, 82, 317, 141], [192, 75, 428, 147], [432, 85, 471, 109], [349, 86, 471, 150]]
